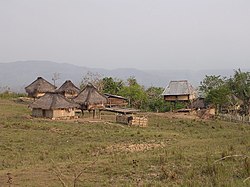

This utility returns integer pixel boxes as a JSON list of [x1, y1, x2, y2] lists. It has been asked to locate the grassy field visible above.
[[0, 98, 249, 187]]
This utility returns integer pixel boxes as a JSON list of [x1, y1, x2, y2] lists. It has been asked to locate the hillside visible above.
[[0, 61, 248, 92], [0, 98, 249, 186]]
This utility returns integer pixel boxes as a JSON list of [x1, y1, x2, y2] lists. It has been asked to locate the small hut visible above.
[[74, 83, 108, 114], [29, 92, 80, 119], [57, 80, 80, 99], [25, 77, 56, 98], [104, 93, 128, 108]]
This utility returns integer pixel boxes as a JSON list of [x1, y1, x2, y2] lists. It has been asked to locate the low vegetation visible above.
[[0, 98, 250, 186]]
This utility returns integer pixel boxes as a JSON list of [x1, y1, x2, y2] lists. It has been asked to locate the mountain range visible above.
[[0, 60, 248, 93]]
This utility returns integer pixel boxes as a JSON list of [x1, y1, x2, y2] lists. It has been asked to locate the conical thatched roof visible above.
[[57, 80, 80, 95], [25, 77, 56, 95], [74, 83, 108, 109], [30, 92, 80, 110]]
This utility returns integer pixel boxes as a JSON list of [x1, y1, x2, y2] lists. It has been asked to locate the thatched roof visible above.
[[25, 77, 56, 95], [30, 92, 80, 110], [57, 80, 80, 95], [74, 83, 108, 109], [162, 80, 195, 96]]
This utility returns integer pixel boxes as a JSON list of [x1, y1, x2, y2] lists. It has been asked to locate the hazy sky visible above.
[[0, 0, 250, 70]]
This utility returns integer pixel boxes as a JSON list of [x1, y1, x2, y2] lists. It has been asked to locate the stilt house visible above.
[[74, 83, 108, 110], [25, 77, 56, 98], [162, 80, 196, 102], [57, 80, 80, 99], [29, 92, 80, 119]]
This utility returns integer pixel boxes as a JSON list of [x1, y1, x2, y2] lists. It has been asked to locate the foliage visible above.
[[200, 70, 250, 115], [200, 75, 231, 112], [200, 75, 227, 95], [228, 69, 250, 115], [206, 85, 231, 110], [146, 87, 166, 112], [118, 77, 148, 109], [101, 77, 124, 95]]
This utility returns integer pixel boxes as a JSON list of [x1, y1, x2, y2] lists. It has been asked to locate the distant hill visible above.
[[0, 60, 248, 92]]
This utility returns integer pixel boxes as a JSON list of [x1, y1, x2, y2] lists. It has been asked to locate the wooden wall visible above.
[[164, 94, 196, 101], [107, 97, 128, 107], [32, 108, 75, 119]]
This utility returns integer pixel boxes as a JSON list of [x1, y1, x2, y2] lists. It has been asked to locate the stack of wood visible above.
[[116, 114, 148, 127], [129, 116, 148, 127]]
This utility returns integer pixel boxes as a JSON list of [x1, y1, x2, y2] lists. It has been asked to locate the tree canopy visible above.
[[200, 69, 250, 115]]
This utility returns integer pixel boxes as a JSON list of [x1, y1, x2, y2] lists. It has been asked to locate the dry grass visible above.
[[0, 98, 250, 186]]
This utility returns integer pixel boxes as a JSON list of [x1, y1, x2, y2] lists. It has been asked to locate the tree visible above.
[[101, 77, 124, 94], [200, 75, 226, 95], [146, 86, 166, 112], [205, 85, 231, 112], [118, 77, 147, 109], [80, 71, 103, 91], [228, 69, 250, 115], [52, 72, 60, 87], [200, 75, 230, 113]]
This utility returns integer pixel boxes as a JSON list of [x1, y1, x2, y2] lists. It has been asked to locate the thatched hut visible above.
[[74, 83, 108, 111], [162, 80, 196, 102], [57, 80, 80, 99], [104, 93, 128, 108], [29, 92, 80, 119], [25, 77, 56, 98]]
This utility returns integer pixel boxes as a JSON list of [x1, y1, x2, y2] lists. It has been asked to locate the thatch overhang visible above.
[[57, 80, 80, 96], [74, 83, 108, 110], [25, 77, 56, 97], [30, 92, 80, 110]]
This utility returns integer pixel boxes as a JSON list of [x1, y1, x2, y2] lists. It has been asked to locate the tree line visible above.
[[1, 69, 249, 115], [80, 72, 184, 112], [80, 69, 250, 115], [200, 69, 250, 115]]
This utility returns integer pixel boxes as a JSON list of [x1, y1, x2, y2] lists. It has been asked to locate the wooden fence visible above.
[[218, 114, 250, 124]]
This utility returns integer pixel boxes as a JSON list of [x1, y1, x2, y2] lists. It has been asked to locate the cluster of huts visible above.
[[26, 77, 215, 122], [25, 77, 128, 120]]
